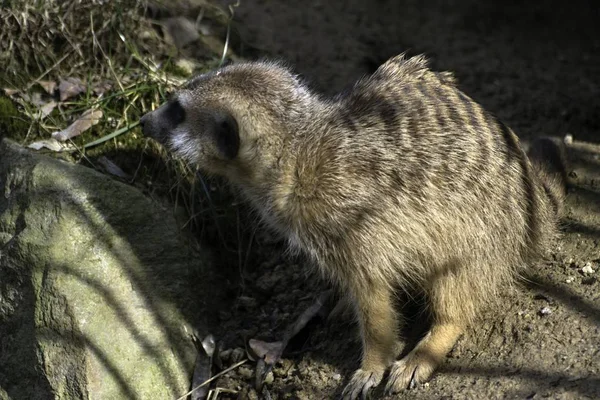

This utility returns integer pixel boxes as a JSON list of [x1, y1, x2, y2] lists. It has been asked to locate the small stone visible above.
[[566, 277, 574, 283], [563, 134, 573, 145], [581, 262, 595, 275], [539, 307, 552, 316], [332, 373, 342, 381]]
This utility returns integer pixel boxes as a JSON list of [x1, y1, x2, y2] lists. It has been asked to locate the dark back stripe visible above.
[[377, 97, 400, 132], [341, 112, 360, 137]]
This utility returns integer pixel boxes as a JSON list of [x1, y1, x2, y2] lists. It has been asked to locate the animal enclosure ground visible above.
[[204, 0, 600, 399], [2, 0, 599, 399]]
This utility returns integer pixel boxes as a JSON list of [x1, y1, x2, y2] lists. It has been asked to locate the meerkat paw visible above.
[[341, 368, 384, 400], [384, 350, 438, 394]]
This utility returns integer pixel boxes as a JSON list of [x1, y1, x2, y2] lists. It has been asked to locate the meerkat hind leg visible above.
[[385, 274, 469, 393]]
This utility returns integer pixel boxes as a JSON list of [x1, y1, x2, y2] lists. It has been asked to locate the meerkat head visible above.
[[140, 61, 314, 186]]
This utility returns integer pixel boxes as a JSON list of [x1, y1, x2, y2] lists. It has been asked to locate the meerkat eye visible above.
[[164, 99, 186, 127], [212, 113, 239, 160]]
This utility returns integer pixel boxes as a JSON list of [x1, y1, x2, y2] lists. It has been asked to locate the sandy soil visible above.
[[190, 1, 600, 399]]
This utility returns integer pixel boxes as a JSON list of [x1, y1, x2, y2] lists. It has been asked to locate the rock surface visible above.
[[0, 139, 213, 399]]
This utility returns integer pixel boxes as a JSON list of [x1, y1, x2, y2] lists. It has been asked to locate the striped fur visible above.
[[140, 53, 567, 399]]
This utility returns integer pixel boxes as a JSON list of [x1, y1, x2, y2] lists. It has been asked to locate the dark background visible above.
[[232, 0, 599, 143]]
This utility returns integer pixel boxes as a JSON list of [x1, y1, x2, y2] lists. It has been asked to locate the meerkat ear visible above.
[[211, 112, 240, 160]]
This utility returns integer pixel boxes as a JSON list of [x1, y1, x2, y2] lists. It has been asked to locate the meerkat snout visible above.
[[140, 99, 186, 143], [140, 95, 240, 167]]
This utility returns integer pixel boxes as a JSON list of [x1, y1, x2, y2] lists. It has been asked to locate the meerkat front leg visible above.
[[341, 283, 399, 400]]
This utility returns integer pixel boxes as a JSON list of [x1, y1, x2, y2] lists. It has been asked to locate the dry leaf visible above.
[[21, 92, 45, 107], [52, 109, 103, 141], [37, 80, 57, 95], [3, 88, 19, 96], [38, 100, 57, 119], [28, 138, 75, 152], [163, 16, 200, 49], [58, 77, 86, 101], [248, 340, 284, 365], [190, 334, 216, 400]]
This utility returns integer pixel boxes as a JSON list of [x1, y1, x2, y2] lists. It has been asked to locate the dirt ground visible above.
[[185, 0, 600, 399]]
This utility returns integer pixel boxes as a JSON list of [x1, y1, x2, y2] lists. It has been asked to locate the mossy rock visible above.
[[0, 138, 222, 400]]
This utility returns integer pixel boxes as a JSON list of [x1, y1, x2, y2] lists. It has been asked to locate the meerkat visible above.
[[140, 54, 567, 399]]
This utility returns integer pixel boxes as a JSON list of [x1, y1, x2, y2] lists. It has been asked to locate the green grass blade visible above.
[[83, 121, 140, 149]]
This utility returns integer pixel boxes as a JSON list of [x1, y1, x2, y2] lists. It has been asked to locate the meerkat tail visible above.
[[527, 136, 568, 216]]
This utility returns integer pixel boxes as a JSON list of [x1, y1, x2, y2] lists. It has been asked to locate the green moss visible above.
[[0, 96, 29, 139]]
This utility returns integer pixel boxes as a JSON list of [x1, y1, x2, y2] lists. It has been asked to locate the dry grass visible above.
[[1, 0, 153, 81], [0, 0, 253, 255]]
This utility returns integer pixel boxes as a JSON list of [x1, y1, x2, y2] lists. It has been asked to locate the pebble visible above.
[[563, 133, 573, 145], [539, 307, 552, 316], [332, 373, 342, 382], [581, 262, 595, 275]]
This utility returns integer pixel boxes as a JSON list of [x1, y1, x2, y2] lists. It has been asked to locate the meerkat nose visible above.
[[139, 113, 148, 129]]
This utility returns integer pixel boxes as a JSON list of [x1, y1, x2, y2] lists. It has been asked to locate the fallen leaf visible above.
[[3, 88, 19, 96], [163, 16, 200, 49], [248, 340, 284, 365], [38, 100, 57, 119], [21, 91, 45, 107], [191, 334, 215, 400], [52, 109, 103, 141], [28, 138, 75, 152], [37, 80, 57, 95], [58, 77, 86, 101]]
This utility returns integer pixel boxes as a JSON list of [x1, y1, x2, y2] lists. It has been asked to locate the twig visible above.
[[25, 51, 73, 90], [219, 0, 241, 67], [175, 359, 247, 400], [91, 13, 125, 93]]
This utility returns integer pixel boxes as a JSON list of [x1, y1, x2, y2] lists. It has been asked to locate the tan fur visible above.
[[140, 53, 567, 399]]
